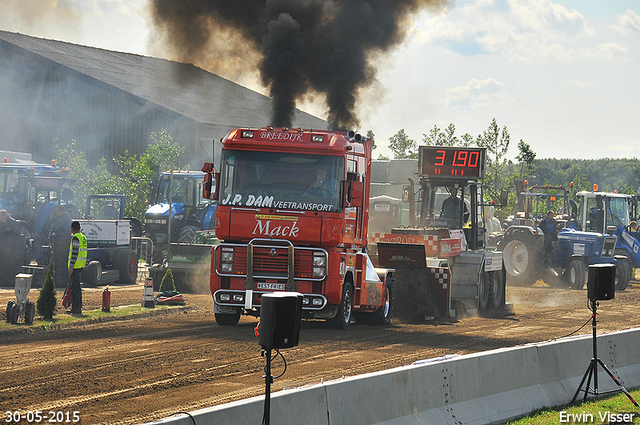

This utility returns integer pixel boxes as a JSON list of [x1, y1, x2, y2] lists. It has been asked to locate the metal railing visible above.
[[132, 237, 154, 283]]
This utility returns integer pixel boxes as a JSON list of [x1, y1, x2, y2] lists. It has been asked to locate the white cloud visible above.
[[415, 0, 599, 60], [611, 9, 640, 33], [444, 78, 508, 107]]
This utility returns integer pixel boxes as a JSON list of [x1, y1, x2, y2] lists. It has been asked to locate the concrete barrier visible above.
[[143, 328, 640, 425]]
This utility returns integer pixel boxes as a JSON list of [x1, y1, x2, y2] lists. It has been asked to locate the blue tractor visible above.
[[499, 186, 619, 289], [0, 157, 79, 287], [574, 189, 638, 291], [145, 170, 216, 263]]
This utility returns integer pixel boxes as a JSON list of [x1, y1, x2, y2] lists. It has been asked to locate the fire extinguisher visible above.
[[102, 286, 111, 312]]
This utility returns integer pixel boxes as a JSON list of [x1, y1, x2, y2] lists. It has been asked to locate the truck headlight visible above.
[[313, 267, 325, 277], [313, 255, 326, 267], [220, 247, 235, 273]]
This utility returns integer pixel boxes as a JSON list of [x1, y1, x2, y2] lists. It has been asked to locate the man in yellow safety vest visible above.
[[67, 221, 88, 314]]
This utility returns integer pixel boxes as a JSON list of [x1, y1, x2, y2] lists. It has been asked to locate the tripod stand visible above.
[[572, 299, 639, 406], [262, 347, 273, 425]]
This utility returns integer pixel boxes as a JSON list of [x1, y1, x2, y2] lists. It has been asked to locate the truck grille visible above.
[[216, 242, 325, 281]]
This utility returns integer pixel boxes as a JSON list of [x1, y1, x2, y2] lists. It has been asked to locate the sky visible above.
[[1, 0, 638, 161]]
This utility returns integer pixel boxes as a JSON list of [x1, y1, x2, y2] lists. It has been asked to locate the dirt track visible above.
[[1, 282, 640, 425]]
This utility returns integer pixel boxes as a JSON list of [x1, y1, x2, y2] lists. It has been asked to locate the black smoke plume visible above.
[[151, 0, 445, 130]]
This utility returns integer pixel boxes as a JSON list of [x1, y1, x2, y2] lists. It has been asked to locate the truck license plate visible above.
[[257, 282, 286, 291]]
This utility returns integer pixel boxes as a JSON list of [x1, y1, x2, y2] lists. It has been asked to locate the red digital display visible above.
[[419, 146, 486, 180]]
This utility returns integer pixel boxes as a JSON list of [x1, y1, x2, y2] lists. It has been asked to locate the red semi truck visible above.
[[201, 127, 394, 328]]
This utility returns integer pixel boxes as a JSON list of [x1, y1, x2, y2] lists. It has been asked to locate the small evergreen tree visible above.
[[36, 262, 57, 320], [159, 268, 176, 292]]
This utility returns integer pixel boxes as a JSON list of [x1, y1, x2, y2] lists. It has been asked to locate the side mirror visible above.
[[402, 185, 410, 203], [499, 189, 508, 208], [343, 180, 364, 207], [202, 162, 218, 200]]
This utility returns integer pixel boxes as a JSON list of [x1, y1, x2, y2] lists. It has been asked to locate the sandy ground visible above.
[[1, 279, 640, 425]]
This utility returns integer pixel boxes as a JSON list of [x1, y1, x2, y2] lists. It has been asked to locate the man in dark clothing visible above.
[[539, 210, 558, 254], [67, 221, 88, 315], [0, 209, 24, 286], [440, 187, 470, 225], [50, 204, 72, 289]]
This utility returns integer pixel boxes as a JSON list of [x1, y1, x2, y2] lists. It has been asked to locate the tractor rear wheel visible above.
[[500, 233, 542, 286]]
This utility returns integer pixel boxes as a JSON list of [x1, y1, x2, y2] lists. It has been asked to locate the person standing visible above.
[[49, 204, 72, 288], [67, 221, 87, 314]]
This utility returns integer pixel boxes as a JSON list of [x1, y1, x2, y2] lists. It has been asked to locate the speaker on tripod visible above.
[[259, 292, 303, 349], [258, 292, 303, 425], [572, 264, 638, 407], [587, 263, 615, 301]]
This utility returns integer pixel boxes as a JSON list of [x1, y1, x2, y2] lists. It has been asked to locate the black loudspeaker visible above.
[[259, 292, 303, 349], [587, 264, 615, 301]]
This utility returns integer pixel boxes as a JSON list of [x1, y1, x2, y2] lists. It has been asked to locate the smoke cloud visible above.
[[151, 0, 446, 130]]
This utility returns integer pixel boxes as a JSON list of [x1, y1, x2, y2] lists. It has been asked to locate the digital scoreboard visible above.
[[418, 146, 486, 180]]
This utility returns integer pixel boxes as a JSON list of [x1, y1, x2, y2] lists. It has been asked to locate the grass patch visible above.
[[1, 303, 185, 331], [503, 389, 640, 424]]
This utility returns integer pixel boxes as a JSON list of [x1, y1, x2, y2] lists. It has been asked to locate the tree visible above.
[[515, 140, 536, 180], [388, 129, 417, 159], [477, 118, 510, 194], [366, 130, 377, 150], [56, 129, 185, 220], [36, 261, 57, 320]]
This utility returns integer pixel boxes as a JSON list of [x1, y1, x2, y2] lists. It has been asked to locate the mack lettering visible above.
[[252, 219, 300, 238]]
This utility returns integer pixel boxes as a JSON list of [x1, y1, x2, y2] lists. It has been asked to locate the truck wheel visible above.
[[6, 301, 15, 323], [500, 234, 542, 286], [489, 270, 505, 309], [83, 261, 103, 287], [358, 280, 394, 326], [478, 269, 490, 311], [330, 283, 353, 329], [566, 258, 586, 290], [614, 249, 632, 291], [114, 250, 138, 285], [215, 309, 241, 326]]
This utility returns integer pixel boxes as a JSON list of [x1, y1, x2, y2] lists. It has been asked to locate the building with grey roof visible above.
[[0, 30, 328, 169]]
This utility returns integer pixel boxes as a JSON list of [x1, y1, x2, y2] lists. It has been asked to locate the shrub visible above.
[[159, 268, 176, 292], [36, 262, 57, 320]]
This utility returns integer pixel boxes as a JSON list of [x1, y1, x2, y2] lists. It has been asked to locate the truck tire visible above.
[[83, 261, 103, 287], [114, 249, 138, 285], [356, 279, 394, 326], [489, 269, 505, 309], [215, 309, 241, 326], [330, 282, 353, 329], [500, 233, 542, 286], [478, 268, 490, 311], [565, 258, 586, 290], [614, 249, 632, 291]]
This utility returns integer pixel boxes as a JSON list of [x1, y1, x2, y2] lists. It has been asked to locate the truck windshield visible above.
[[219, 150, 345, 212]]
